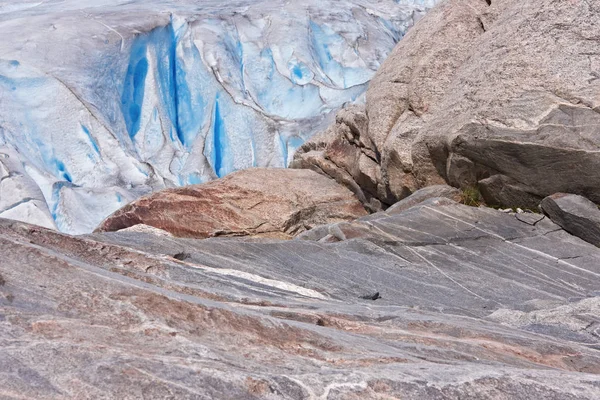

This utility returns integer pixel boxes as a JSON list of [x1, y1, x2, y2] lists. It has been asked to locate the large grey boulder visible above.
[[541, 193, 600, 247], [292, 0, 600, 208], [2, 197, 600, 398]]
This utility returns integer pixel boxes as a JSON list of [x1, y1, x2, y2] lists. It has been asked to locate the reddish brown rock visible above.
[[95, 168, 367, 239]]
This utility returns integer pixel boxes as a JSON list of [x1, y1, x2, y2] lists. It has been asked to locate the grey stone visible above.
[[386, 184, 461, 214], [478, 174, 543, 210], [445, 153, 478, 188], [541, 193, 600, 247], [291, 107, 389, 211], [2, 197, 600, 398]]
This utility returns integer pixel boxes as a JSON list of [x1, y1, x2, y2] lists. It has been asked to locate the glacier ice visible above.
[[0, 0, 438, 234]]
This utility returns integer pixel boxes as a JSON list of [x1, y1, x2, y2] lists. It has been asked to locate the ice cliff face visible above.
[[0, 0, 437, 234]]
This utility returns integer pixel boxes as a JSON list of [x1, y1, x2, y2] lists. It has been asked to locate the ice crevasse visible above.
[[0, 0, 438, 234]]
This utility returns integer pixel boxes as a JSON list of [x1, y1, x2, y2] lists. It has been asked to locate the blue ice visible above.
[[204, 95, 232, 178]]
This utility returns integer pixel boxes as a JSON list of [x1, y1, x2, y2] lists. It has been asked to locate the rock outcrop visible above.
[[95, 168, 367, 239], [385, 184, 461, 215], [2, 195, 600, 398], [541, 193, 600, 247], [292, 0, 600, 209]]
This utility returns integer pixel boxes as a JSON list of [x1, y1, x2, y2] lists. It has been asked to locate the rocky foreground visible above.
[[2, 189, 600, 398], [2, 0, 600, 398]]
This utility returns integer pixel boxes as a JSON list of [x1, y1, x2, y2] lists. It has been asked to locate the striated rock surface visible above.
[[95, 168, 367, 239], [2, 197, 600, 398], [385, 184, 461, 215], [292, 0, 600, 209], [541, 193, 600, 247]]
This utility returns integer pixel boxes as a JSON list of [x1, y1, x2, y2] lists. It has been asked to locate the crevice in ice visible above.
[[204, 95, 231, 178], [0, 197, 37, 213]]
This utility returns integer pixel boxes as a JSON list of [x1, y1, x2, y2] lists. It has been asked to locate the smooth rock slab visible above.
[[95, 168, 367, 239], [2, 198, 600, 398], [386, 184, 461, 215], [540, 193, 600, 247]]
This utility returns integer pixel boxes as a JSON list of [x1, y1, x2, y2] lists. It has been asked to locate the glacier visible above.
[[0, 0, 438, 234]]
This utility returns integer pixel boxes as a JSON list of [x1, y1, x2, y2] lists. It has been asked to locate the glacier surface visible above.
[[0, 0, 437, 234]]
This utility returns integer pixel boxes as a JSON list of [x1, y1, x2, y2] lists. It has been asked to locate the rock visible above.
[[445, 154, 479, 188], [386, 184, 461, 215], [3, 197, 600, 398], [291, 106, 389, 211], [478, 174, 543, 210], [118, 224, 173, 237], [293, 0, 600, 209], [540, 193, 600, 247], [95, 168, 367, 239], [488, 296, 600, 346]]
